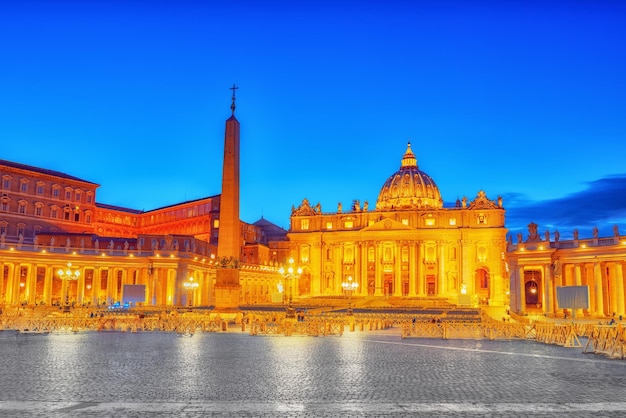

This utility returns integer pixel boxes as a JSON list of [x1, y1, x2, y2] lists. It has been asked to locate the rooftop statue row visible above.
[[510, 222, 622, 246]]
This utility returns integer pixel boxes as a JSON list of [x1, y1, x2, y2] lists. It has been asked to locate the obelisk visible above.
[[214, 84, 242, 310]]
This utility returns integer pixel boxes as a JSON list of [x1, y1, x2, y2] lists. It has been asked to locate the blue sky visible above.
[[1, 0, 625, 240]]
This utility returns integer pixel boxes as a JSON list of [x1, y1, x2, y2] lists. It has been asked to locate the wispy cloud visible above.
[[503, 174, 626, 240]]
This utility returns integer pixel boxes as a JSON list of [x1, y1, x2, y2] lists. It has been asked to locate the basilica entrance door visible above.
[[426, 275, 436, 296], [383, 273, 393, 297]]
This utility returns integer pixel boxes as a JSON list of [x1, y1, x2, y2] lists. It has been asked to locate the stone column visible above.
[[175, 265, 189, 306], [120, 268, 128, 305], [394, 244, 402, 296], [615, 262, 625, 317], [150, 267, 158, 306], [375, 242, 383, 296], [609, 264, 618, 317], [334, 247, 342, 295], [574, 264, 584, 317], [594, 262, 604, 317], [11, 265, 22, 304], [4, 264, 16, 304], [544, 263, 553, 316], [61, 276, 69, 305], [517, 266, 526, 314], [167, 268, 176, 306], [43, 265, 53, 305], [92, 268, 102, 306], [0, 260, 4, 302], [77, 267, 86, 306], [106, 269, 115, 305], [358, 242, 367, 296], [438, 243, 445, 296], [417, 242, 424, 296], [409, 242, 416, 296], [461, 240, 473, 297], [26, 263, 37, 305]]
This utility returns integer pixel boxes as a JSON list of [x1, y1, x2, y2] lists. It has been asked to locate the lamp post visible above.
[[279, 257, 302, 318], [57, 262, 80, 311], [341, 275, 358, 315], [183, 277, 199, 307]]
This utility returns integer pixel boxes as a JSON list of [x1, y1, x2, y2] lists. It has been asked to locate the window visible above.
[[0, 202, 7, 212], [425, 245, 436, 262], [425, 218, 435, 226], [449, 218, 457, 226], [384, 246, 392, 261], [36, 183, 44, 195], [65, 190, 72, 200], [477, 214, 486, 224], [300, 219, 309, 230], [20, 181, 28, 192], [300, 246, 310, 263], [0, 224, 6, 235], [477, 246, 487, 263], [344, 221, 353, 229], [401, 218, 409, 226], [52, 186, 60, 198], [51, 208, 58, 218], [75, 191, 81, 202], [213, 219, 219, 228], [325, 221, 333, 230], [17, 225, 25, 237], [86, 213, 91, 223], [1, 177, 9, 189], [35, 205, 43, 216], [86, 193, 93, 203], [18, 202, 27, 214]]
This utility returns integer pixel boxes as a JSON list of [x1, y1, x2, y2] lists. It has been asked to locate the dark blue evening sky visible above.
[[1, 0, 625, 239]]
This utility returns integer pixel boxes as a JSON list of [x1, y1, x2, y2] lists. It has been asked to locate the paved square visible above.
[[1, 329, 625, 417]]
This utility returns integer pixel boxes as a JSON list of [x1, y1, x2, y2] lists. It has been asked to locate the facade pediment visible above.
[[292, 198, 319, 216], [468, 190, 500, 210], [361, 217, 414, 232]]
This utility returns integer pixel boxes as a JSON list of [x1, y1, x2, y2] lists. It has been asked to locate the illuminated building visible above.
[[507, 223, 626, 318], [286, 143, 509, 306]]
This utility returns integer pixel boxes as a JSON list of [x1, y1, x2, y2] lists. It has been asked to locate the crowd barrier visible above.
[[2, 307, 625, 360], [583, 324, 626, 359], [1, 310, 229, 335]]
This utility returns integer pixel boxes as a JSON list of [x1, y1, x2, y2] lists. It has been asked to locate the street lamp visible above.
[[57, 262, 80, 311], [341, 275, 358, 315], [183, 277, 199, 307], [279, 257, 302, 318]]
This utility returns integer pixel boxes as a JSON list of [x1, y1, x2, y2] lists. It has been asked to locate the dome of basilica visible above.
[[375, 142, 443, 210]]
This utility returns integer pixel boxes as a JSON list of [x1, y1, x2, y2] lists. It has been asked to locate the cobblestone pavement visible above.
[[1, 328, 625, 417]]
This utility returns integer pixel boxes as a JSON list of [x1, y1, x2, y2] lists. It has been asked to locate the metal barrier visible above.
[[401, 321, 585, 347], [249, 318, 345, 337], [583, 324, 626, 359]]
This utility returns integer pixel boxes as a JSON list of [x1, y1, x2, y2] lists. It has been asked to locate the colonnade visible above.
[[0, 254, 283, 308], [513, 260, 625, 318]]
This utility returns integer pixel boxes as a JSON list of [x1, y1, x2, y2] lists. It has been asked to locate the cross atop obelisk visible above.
[[230, 84, 238, 114]]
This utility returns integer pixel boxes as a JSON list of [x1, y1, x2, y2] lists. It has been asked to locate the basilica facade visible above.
[[286, 143, 509, 307]]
